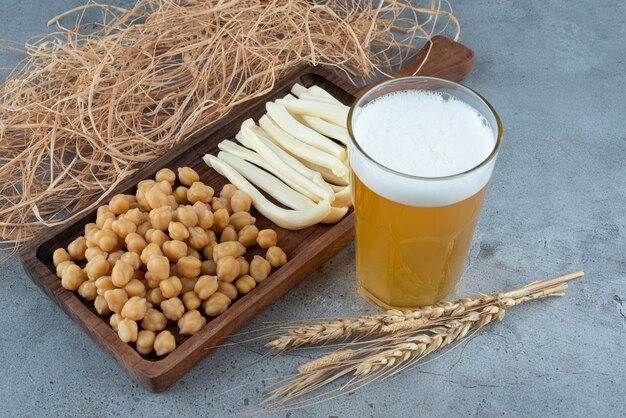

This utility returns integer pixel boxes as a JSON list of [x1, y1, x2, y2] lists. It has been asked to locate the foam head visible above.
[[348, 77, 501, 207]]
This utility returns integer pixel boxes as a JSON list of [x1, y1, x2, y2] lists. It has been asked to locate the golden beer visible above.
[[348, 77, 501, 310]]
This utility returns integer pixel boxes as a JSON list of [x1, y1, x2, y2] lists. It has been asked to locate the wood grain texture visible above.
[[20, 37, 474, 392]]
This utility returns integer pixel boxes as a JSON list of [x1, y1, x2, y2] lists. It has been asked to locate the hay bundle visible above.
[[0, 0, 459, 254]]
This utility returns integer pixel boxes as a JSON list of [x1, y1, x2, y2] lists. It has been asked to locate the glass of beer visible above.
[[347, 77, 502, 310]]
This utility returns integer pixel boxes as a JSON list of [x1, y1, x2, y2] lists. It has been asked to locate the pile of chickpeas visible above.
[[52, 167, 288, 356]]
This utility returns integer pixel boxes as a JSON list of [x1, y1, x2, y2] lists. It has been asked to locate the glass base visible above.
[[357, 283, 455, 312]]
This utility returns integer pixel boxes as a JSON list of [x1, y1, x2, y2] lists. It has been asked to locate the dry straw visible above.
[[262, 271, 583, 409], [0, 0, 459, 255]]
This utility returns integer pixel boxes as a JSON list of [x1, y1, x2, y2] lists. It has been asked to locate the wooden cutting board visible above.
[[20, 36, 473, 392]]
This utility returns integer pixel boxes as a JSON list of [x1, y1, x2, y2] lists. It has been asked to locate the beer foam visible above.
[[350, 89, 497, 207]]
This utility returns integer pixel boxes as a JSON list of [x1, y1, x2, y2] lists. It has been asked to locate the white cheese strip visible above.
[[273, 98, 348, 130], [203, 154, 331, 230]]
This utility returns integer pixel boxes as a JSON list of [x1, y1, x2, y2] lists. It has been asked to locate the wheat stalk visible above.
[[266, 271, 583, 351], [262, 271, 583, 408]]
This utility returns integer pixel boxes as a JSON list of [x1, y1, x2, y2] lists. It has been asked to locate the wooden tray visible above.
[[20, 36, 473, 392]]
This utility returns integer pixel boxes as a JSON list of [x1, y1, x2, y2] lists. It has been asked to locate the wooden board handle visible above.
[[358, 35, 474, 95]]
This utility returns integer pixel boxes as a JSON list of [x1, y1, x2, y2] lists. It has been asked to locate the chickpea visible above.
[[85, 254, 109, 280], [61, 264, 85, 291], [211, 197, 231, 214], [212, 208, 230, 234], [217, 281, 238, 300], [110, 313, 122, 331], [155, 168, 176, 185], [230, 212, 256, 231], [118, 318, 138, 343], [219, 225, 238, 243], [177, 167, 199, 186], [121, 296, 148, 321], [177, 255, 202, 279], [155, 180, 173, 196], [95, 276, 115, 295], [178, 310, 206, 335], [216, 256, 240, 283], [109, 194, 131, 215], [104, 288, 129, 314], [140, 243, 163, 265], [85, 247, 107, 262], [236, 256, 249, 276], [160, 276, 183, 299], [147, 255, 170, 282], [250, 255, 272, 283], [145, 185, 168, 210], [192, 201, 214, 229], [194, 275, 218, 299], [146, 287, 165, 306], [137, 179, 156, 190], [101, 218, 115, 231], [188, 226, 210, 249], [168, 221, 189, 241], [137, 221, 151, 237], [180, 277, 197, 294], [201, 259, 217, 276], [112, 218, 136, 239], [125, 279, 146, 298], [67, 236, 87, 261], [122, 208, 144, 226], [94, 229, 118, 253], [182, 291, 202, 310], [149, 206, 172, 231], [141, 309, 167, 332], [160, 297, 185, 321], [202, 242, 216, 260], [219, 183, 236, 199], [173, 186, 190, 204], [176, 205, 198, 227], [230, 190, 252, 213], [145, 229, 169, 247], [235, 275, 256, 294], [111, 260, 134, 287], [136, 330, 156, 355], [266, 246, 288, 268], [56, 260, 73, 278], [78, 280, 98, 301], [120, 251, 142, 270], [124, 233, 147, 254], [53, 248, 71, 267], [107, 249, 124, 268], [212, 241, 246, 262], [187, 246, 201, 260], [154, 330, 176, 356], [187, 182, 214, 204], [162, 240, 188, 262], [94, 295, 110, 315], [257, 229, 278, 249], [135, 188, 150, 212], [96, 206, 116, 229], [203, 292, 231, 317], [84, 222, 98, 235], [166, 195, 179, 210]]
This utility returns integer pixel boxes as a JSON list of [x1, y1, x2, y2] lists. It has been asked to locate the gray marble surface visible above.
[[1, 1, 624, 416]]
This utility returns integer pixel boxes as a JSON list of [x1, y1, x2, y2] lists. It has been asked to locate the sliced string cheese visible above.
[[321, 206, 349, 224], [300, 114, 349, 145], [308, 85, 349, 108], [273, 97, 348, 130], [332, 186, 352, 208], [203, 154, 331, 230], [239, 121, 335, 203], [290, 83, 309, 97], [217, 151, 315, 210], [296, 156, 349, 186], [266, 102, 346, 159], [259, 114, 347, 177], [221, 138, 320, 202]]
